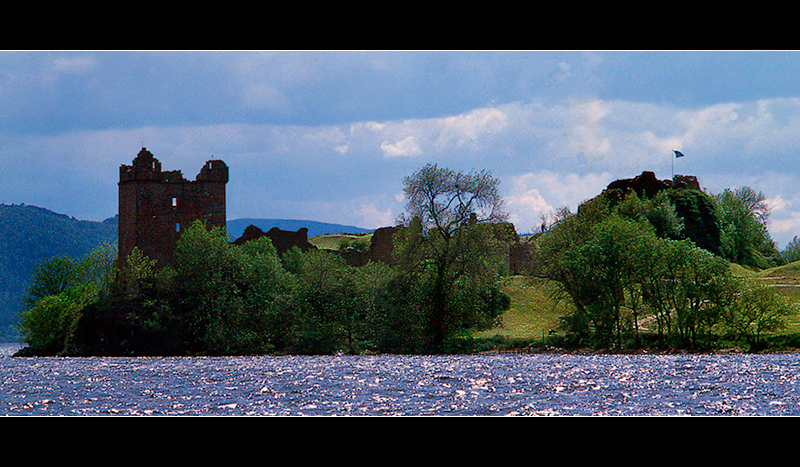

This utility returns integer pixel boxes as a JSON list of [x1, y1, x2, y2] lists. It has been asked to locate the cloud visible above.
[[434, 107, 509, 149], [381, 136, 422, 158], [356, 200, 395, 229], [504, 171, 614, 233], [8, 50, 800, 249]]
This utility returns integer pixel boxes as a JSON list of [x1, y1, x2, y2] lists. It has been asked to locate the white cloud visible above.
[[503, 171, 614, 233], [357, 201, 395, 229], [505, 188, 554, 231], [434, 107, 509, 149], [381, 136, 422, 158], [9, 82, 800, 246], [362, 122, 387, 132]]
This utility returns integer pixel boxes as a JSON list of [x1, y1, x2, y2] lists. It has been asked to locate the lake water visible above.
[[2, 342, 799, 416]]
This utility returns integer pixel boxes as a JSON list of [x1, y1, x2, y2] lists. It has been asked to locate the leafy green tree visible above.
[[669, 243, 735, 348], [533, 194, 611, 341], [667, 188, 723, 256], [118, 246, 163, 296], [17, 285, 96, 355], [394, 164, 510, 349], [78, 242, 118, 293], [615, 190, 684, 239], [635, 235, 680, 338], [782, 236, 800, 263], [23, 255, 81, 310], [731, 186, 771, 226], [173, 220, 292, 354], [535, 191, 740, 350], [292, 249, 355, 354], [715, 188, 781, 268], [351, 260, 396, 351], [722, 279, 795, 348], [18, 242, 120, 355], [540, 212, 658, 348]]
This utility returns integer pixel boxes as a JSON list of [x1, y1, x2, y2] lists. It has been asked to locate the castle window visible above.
[[176, 223, 180, 233], [172, 197, 177, 207]]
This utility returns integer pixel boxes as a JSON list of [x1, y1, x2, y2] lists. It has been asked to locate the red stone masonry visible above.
[[118, 148, 228, 266]]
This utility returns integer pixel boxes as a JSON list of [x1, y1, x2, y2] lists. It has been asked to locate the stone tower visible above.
[[118, 148, 228, 266]]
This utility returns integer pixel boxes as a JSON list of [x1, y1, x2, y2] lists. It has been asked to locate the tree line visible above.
[[16, 164, 511, 356]]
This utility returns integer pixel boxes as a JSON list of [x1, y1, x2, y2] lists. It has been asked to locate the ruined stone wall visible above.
[[605, 171, 701, 200], [231, 224, 316, 255], [119, 148, 228, 266]]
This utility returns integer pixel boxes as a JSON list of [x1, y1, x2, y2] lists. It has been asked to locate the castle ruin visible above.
[[118, 148, 228, 266]]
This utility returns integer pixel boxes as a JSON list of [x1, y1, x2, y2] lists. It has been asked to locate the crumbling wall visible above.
[[508, 240, 537, 276], [334, 226, 402, 267], [605, 171, 701, 201], [232, 224, 316, 255]]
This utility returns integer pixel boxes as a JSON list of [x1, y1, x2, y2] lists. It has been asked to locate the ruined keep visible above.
[[119, 148, 228, 266]]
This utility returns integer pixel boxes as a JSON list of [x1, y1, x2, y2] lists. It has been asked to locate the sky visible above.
[[4, 50, 800, 247]]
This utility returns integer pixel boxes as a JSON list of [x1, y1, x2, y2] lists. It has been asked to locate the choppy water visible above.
[[2, 343, 800, 415]]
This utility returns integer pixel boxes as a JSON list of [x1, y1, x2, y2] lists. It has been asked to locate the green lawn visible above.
[[474, 276, 569, 340]]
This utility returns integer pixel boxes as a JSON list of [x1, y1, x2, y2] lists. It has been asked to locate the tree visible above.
[[722, 279, 794, 348], [19, 243, 120, 355], [399, 163, 507, 235], [173, 220, 291, 354], [714, 188, 777, 268], [17, 285, 96, 355], [669, 243, 735, 348], [292, 249, 355, 354], [667, 188, 723, 256], [538, 211, 658, 348], [395, 163, 510, 349], [535, 190, 741, 350], [731, 186, 771, 226], [23, 255, 80, 310], [782, 236, 800, 263]]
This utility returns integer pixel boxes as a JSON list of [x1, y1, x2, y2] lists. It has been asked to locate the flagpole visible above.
[[671, 150, 684, 180]]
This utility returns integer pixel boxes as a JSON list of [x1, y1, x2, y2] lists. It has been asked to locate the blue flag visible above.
[[674, 150, 685, 158]]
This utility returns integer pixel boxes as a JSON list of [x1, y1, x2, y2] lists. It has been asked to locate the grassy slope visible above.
[[309, 233, 373, 251], [474, 276, 568, 341], [476, 260, 800, 342], [753, 261, 800, 332]]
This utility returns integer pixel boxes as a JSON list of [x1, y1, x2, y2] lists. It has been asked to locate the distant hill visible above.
[[0, 205, 373, 341], [0, 205, 117, 341], [226, 218, 372, 240]]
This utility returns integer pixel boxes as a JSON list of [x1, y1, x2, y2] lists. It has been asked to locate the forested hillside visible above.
[[0, 205, 117, 340]]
